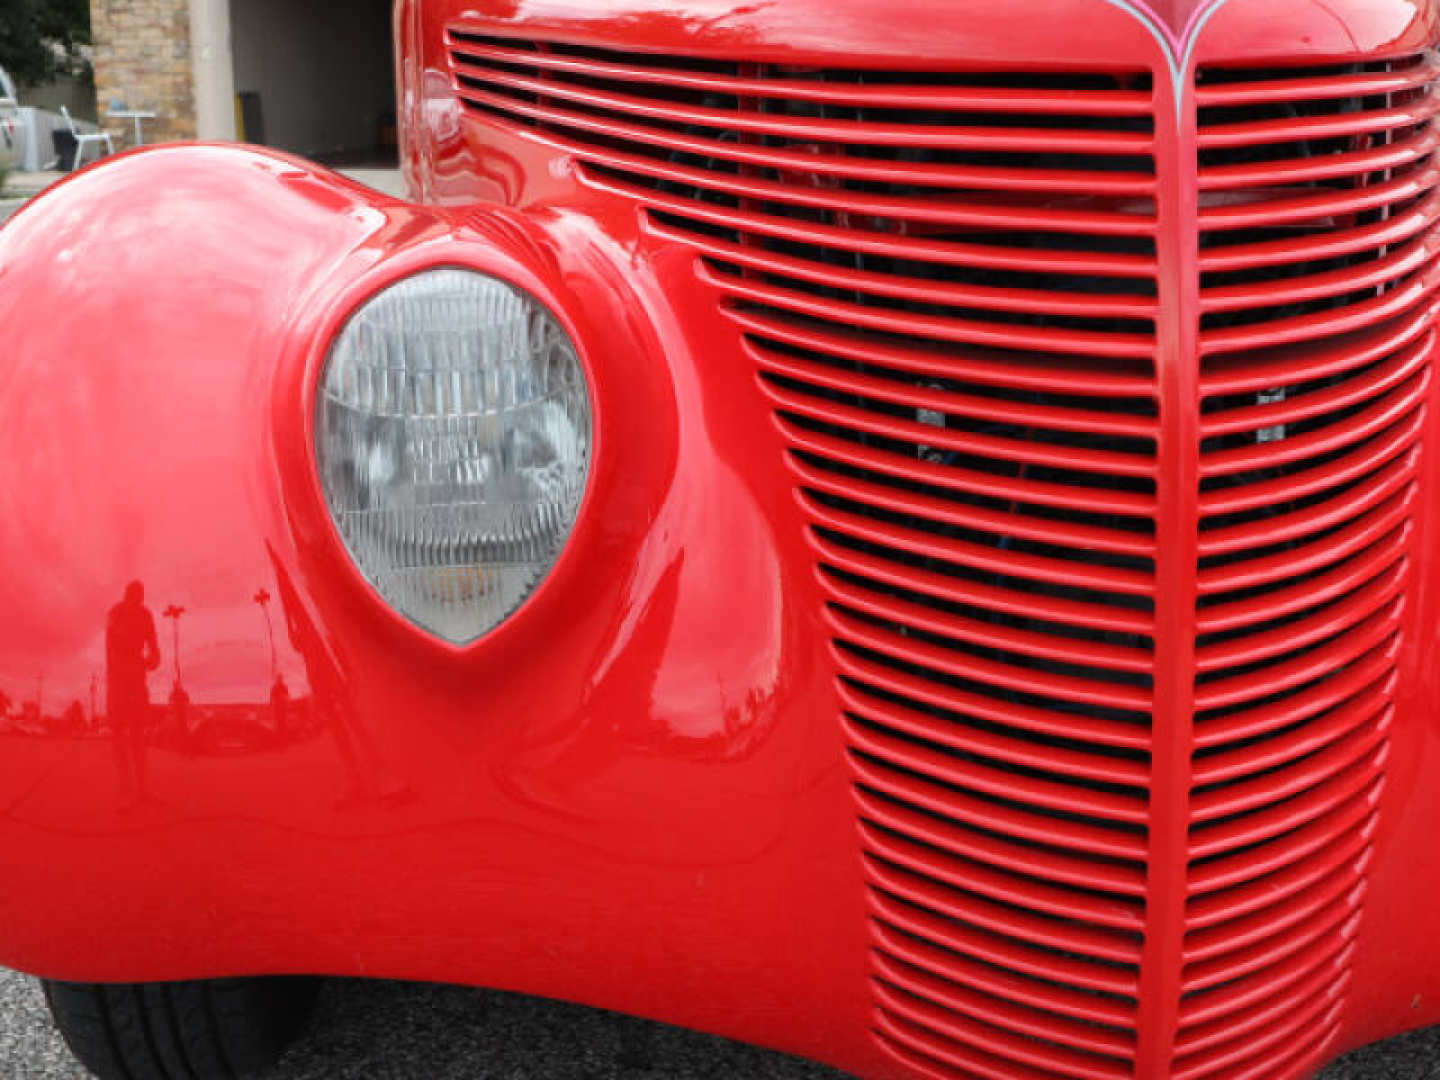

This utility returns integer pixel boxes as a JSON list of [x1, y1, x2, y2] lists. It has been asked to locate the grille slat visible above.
[[1198, 168, 1437, 230], [1195, 563, 1407, 670], [1171, 960, 1347, 1060], [872, 1005, 1107, 1080], [1187, 754, 1387, 867], [872, 978, 1134, 1080], [817, 536, 1156, 640], [1200, 338, 1429, 433], [1187, 782, 1382, 896], [451, 33, 1157, 116], [528, 109, 1160, 198], [1190, 713, 1391, 822], [856, 787, 1148, 892], [1182, 860, 1362, 962], [790, 427, 1158, 521], [1194, 56, 1440, 106], [864, 851, 1144, 963], [1197, 488, 1415, 594], [1173, 997, 1347, 1080], [755, 344, 1159, 437], [805, 493, 1155, 596], [1185, 823, 1374, 929], [1192, 644, 1398, 749], [834, 612, 1153, 726], [867, 891, 1142, 999], [1200, 307, 1432, 396], [709, 263, 1158, 358], [1178, 941, 1355, 1039], [687, 235, 1157, 322], [1195, 533, 1409, 635], [448, 28, 1437, 1078], [1199, 378, 1427, 476], [1198, 420, 1423, 517], [1202, 269, 1440, 351], [861, 822, 1146, 934], [1201, 232, 1434, 314], [1193, 675, 1395, 783], [1196, 90, 1440, 149], [828, 574, 1154, 675], [797, 460, 1156, 560], [871, 921, 1138, 1030], [1200, 191, 1440, 270], [842, 684, 1149, 792], [459, 65, 1159, 155], [850, 751, 1150, 863], [1198, 127, 1438, 191], [1197, 457, 1417, 557], [871, 949, 1136, 1058], [734, 308, 1157, 395]]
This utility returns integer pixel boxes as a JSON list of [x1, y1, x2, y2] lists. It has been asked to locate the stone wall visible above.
[[89, 0, 197, 146]]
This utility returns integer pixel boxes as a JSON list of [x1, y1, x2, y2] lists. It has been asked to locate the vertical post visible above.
[[254, 588, 276, 683], [188, 0, 237, 140], [163, 605, 187, 687], [1133, 49, 1202, 1080]]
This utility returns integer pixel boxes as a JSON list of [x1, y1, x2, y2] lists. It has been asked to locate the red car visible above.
[[2, 0, 1438, 1077]]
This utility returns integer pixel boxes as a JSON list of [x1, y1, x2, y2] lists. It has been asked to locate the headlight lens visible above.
[[317, 268, 591, 644]]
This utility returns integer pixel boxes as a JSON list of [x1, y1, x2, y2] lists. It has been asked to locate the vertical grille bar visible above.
[[1131, 65, 1201, 1080]]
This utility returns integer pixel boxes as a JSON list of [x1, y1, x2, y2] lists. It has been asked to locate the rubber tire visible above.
[[42, 977, 319, 1080]]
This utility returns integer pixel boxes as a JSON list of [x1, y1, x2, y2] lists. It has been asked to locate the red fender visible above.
[[0, 145, 880, 1076]]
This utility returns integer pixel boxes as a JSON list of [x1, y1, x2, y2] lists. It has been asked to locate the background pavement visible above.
[[2, 966, 1438, 1079]]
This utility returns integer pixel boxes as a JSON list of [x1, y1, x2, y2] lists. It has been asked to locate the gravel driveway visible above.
[[3, 967, 1437, 1079]]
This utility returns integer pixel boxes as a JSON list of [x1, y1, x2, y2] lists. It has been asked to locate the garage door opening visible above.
[[229, 0, 396, 167]]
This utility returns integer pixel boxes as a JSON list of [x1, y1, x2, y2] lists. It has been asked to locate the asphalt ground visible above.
[[3, 967, 1439, 1079]]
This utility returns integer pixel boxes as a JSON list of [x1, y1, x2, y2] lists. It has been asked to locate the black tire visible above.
[[42, 976, 319, 1080]]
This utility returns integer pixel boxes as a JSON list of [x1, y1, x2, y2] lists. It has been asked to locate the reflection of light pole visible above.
[[89, 675, 98, 729], [254, 588, 277, 683], [162, 605, 186, 688]]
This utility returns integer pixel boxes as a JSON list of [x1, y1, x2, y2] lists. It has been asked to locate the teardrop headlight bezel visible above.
[[308, 260, 596, 650]]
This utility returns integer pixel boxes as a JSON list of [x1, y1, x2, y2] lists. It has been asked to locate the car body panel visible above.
[[1, 1, 1439, 1078]]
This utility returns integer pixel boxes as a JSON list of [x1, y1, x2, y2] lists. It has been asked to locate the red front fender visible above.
[[0, 146, 882, 1075]]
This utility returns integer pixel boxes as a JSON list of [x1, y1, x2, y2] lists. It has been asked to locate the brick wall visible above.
[[89, 0, 197, 146]]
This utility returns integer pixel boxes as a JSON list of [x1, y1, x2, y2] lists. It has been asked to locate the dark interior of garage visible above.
[[230, 0, 396, 165]]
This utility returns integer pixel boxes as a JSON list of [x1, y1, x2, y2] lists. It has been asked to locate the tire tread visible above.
[[42, 977, 316, 1080]]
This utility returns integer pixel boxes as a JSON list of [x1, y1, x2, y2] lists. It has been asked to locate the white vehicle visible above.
[[0, 66, 19, 174]]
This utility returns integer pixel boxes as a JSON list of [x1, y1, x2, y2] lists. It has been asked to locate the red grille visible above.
[[1176, 55, 1437, 1080], [446, 27, 1436, 1080]]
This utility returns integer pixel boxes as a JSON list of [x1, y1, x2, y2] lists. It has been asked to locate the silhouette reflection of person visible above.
[[106, 581, 160, 805]]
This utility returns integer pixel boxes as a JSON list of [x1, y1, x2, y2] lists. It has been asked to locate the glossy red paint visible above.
[[2, 1, 1440, 1079]]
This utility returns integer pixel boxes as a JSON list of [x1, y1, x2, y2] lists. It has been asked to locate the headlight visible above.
[[316, 267, 591, 644]]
